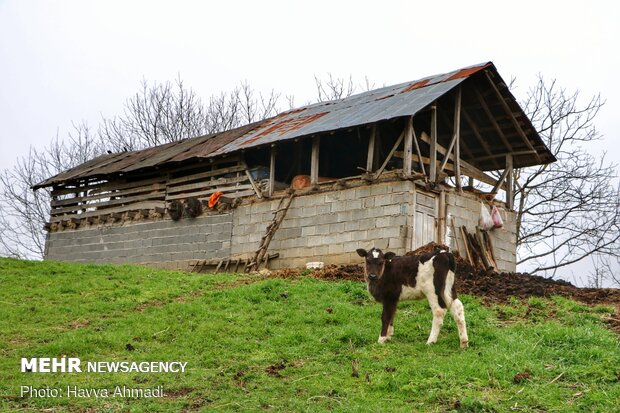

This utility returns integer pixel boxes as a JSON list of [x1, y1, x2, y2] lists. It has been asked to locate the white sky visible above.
[[1, 0, 618, 282]]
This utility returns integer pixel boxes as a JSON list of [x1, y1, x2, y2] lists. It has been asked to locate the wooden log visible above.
[[430, 104, 437, 182], [460, 226, 474, 265], [450, 217, 461, 255], [366, 125, 376, 173], [475, 226, 492, 269], [311, 136, 320, 185], [215, 260, 224, 273], [453, 87, 462, 190], [506, 154, 514, 209], [483, 231, 498, 269], [403, 117, 413, 177], [269, 145, 276, 197]]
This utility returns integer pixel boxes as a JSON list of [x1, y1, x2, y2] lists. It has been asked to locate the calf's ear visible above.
[[356, 248, 368, 257], [384, 252, 396, 261]]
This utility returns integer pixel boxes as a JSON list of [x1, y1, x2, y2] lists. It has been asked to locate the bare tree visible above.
[[0, 122, 101, 258], [514, 76, 620, 279], [1, 79, 283, 259], [314, 74, 356, 102]]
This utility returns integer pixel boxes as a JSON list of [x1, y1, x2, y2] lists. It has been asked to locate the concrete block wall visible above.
[[231, 181, 415, 269], [445, 190, 517, 272], [45, 214, 232, 270], [44, 181, 518, 272]]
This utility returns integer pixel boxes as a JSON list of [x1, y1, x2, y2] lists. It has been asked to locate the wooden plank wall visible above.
[[47, 156, 256, 227]]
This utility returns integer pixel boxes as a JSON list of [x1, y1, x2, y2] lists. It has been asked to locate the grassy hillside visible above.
[[0, 258, 619, 412]]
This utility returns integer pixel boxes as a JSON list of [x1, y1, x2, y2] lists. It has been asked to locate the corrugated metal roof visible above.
[[34, 62, 552, 189]]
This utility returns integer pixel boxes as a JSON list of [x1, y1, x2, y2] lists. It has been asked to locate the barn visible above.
[[34, 62, 555, 272]]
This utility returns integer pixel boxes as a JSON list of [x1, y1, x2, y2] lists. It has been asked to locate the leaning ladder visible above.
[[246, 192, 295, 272]]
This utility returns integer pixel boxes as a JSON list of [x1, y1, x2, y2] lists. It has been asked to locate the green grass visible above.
[[0, 258, 619, 412]]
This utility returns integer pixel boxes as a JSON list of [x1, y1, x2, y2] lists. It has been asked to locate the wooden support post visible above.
[[374, 130, 405, 179], [403, 117, 413, 177], [438, 190, 446, 244], [454, 87, 462, 191], [490, 167, 511, 195], [506, 154, 514, 209], [366, 125, 376, 173], [412, 125, 426, 176], [269, 145, 276, 197], [430, 104, 438, 182], [311, 136, 320, 185]]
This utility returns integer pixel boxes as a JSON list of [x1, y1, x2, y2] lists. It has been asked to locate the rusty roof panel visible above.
[[35, 62, 554, 188]]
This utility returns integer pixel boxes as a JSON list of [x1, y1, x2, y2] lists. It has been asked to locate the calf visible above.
[[356, 247, 468, 348]]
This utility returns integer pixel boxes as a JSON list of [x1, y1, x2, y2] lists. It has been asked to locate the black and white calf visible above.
[[356, 247, 468, 348]]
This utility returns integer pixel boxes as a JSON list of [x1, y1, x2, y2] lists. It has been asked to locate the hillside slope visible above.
[[0, 258, 619, 412]]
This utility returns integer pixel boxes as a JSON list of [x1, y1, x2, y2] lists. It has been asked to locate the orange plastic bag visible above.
[[208, 191, 223, 208]]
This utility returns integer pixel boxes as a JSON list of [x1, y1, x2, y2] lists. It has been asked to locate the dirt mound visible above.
[[267, 244, 620, 333]]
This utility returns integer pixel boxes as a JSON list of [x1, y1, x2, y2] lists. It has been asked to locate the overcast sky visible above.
[[1, 1, 618, 281]]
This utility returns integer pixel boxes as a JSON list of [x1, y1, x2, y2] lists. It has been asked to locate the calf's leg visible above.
[[426, 296, 446, 345], [450, 298, 469, 348], [378, 301, 397, 343], [387, 310, 396, 338]]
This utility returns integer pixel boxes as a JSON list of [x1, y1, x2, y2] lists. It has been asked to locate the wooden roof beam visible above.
[[473, 86, 513, 152], [484, 71, 541, 163]]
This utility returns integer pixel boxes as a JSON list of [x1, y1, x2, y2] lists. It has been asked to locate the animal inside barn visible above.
[[34, 62, 555, 272]]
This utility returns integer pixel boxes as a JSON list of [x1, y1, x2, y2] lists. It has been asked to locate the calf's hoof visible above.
[[426, 340, 436, 346], [460, 340, 469, 349], [377, 336, 390, 344]]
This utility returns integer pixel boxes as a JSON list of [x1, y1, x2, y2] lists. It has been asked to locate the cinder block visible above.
[[345, 199, 362, 210], [351, 209, 367, 221], [307, 235, 323, 247], [344, 221, 359, 232], [329, 222, 345, 233], [383, 205, 401, 216], [359, 219, 375, 230], [328, 244, 344, 254], [370, 185, 389, 196], [317, 204, 331, 215], [324, 192, 341, 203], [362, 197, 375, 208], [301, 206, 317, 216], [356, 187, 372, 198], [301, 226, 316, 236]]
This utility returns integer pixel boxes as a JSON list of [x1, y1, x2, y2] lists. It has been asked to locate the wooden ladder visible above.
[[246, 192, 295, 272]]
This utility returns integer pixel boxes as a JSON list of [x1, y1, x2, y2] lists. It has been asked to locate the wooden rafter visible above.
[[473, 87, 513, 151], [461, 108, 493, 157], [484, 71, 541, 163], [418, 132, 507, 191]]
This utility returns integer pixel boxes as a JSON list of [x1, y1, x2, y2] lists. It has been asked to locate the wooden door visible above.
[[413, 191, 437, 250]]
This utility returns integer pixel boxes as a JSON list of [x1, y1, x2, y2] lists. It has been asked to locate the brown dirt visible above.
[[267, 242, 620, 333]]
